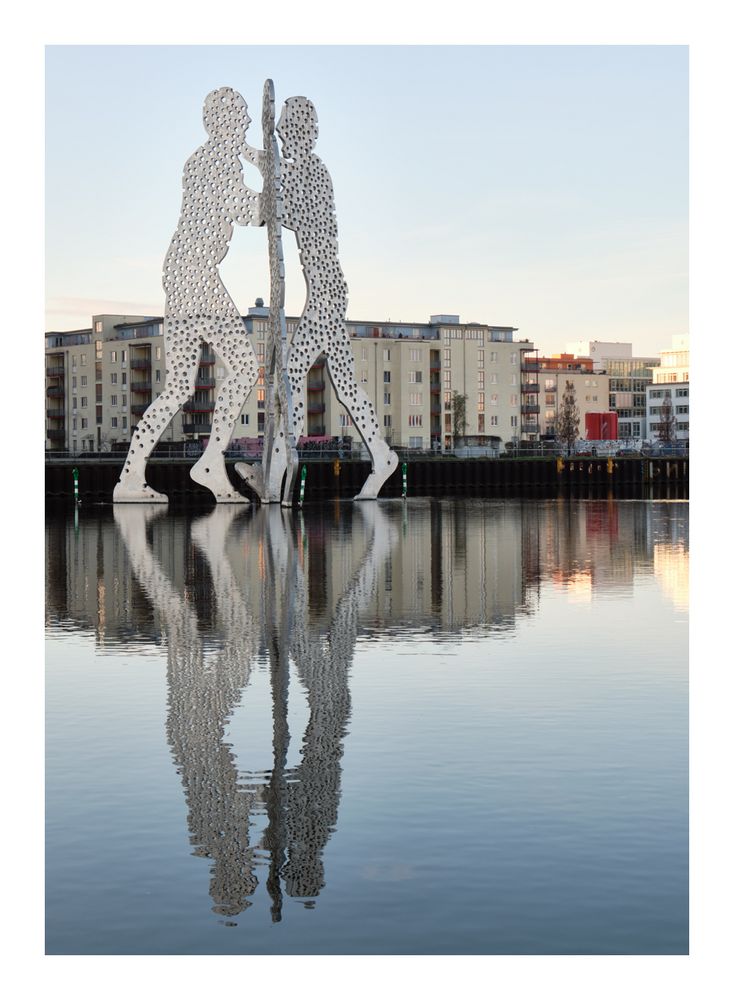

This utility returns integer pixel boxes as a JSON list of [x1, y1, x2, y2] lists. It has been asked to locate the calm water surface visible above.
[[45, 498, 688, 954]]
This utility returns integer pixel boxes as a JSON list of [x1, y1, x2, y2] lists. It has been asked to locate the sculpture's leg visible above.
[[114, 335, 197, 503], [324, 346, 397, 500], [190, 331, 258, 503], [280, 343, 312, 507]]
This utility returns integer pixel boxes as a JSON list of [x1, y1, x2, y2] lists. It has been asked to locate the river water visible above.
[[45, 498, 688, 955]]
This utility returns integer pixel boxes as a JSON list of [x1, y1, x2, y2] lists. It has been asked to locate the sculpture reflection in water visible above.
[[113, 502, 396, 920]]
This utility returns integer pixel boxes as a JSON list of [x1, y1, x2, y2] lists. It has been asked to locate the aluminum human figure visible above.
[[114, 87, 262, 504]]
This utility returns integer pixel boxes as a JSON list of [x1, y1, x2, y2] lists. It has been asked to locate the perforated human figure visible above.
[[271, 97, 397, 503], [113, 87, 262, 504]]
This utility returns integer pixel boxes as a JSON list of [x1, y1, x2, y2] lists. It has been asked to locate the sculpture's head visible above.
[[277, 97, 318, 158], [202, 87, 251, 146]]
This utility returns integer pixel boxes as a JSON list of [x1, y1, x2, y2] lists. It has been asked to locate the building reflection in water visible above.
[[44, 497, 689, 921]]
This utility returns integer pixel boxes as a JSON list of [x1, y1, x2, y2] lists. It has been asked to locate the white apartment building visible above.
[[646, 335, 690, 442], [46, 306, 533, 454]]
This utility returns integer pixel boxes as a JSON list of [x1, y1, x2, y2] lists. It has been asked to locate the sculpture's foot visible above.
[[263, 457, 287, 504], [234, 462, 264, 500], [354, 448, 398, 500], [190, 458, 249, 504], [113, 480, 168, 503]]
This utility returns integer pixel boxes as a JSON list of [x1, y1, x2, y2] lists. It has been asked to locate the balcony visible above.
[[130, 357, 151, 370], [47, 428, 66, 441], [199, 352, 216, 365], [521, 404, 540, 415], [46, 366, 64, 378], [521, 423, 539, 434], [183, 400, 214, 413], [131, 402, 150, 416], [183, 422, 212, 435], [195, 378, 215, 390], [131, 381, 152, 393], [307, 402, 326, 414], [521, 382, 540, 394], [521, 361, 539, 372], [307, 381, 325, 392], [46, 385, 64, 398], [47, 408, 65, 419]]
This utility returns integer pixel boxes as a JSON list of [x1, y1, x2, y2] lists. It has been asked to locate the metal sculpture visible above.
[[113, 87, 262, 504], [276, 95, 397, 502], [113, 81, 396, 506]]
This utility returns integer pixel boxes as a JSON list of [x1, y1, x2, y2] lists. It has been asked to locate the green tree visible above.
[[451, 391, 467, 446], [557, 380, 580, 456]]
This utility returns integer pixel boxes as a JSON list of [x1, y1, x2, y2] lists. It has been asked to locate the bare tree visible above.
[[656, 395, 677, 443], [451, 391, 467, 446], [556, 380, 580, 456]]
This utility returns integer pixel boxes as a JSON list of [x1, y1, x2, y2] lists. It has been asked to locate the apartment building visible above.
[[46, 306, 533, 453], [566, 341, 659, 440], [536, 354, 611, 439], [646, 335, 690, 442]]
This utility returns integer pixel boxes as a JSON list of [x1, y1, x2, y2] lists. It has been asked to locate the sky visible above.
[[45, 44, 688, 358]]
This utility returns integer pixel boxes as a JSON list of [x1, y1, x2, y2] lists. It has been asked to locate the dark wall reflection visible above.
[[45, 498, 689, 919]]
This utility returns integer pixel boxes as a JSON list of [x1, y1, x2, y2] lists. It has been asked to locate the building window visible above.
[[71, 376, 77, 389], [72, 397, 78, 409], [81, 375, 87, 387], [477, 392, 485, 412], [361, 370, 368, 382], [384, 392, 391, 405], [478, 371, 485, 389], [122, 416, 127, 429], [444, 391, 452, 409], [444, 371, 451, 388], [409, 348, 421, 361], [81, 418, 88, 429], [491, 393, 498, 406], [510, 394, 519, 406], [155, 370, 161, 383], [478, 414, 485, 433], [361, 347, 368, 360], [408, 371, 422, 383], [477, 350, 484, 367], [490, 415, 498, 426], [445, 414, 452, 430], [258, 367, 265, 386], [383, 371, 391, 383], [490, 351, 497, 363], [257, 389, 265, 409], [80, 354, 87, 366], [241, 413, 249, 425], [443, 349, 451, 365], [510, 352, 517, 365], [121, 372, 127, 385], [510, 415, 518, 428], [81, 396, 88, 408], [155, 346, 162, 360], [111, 417, 118, 428], [383, 348, 391, 361], [121, 350, 127, 363], [384, 414, 391, 428], [490, 373, 498, 384], [95, 321, 103, 334], [110, 373, 117, 384], [110, 351, 117, 362], [409, 392, 423, 406], [72, 418, 77, 431], [408, 414, 422, 427], [339, 413, 351, 427], [111, 395, 117, 406]]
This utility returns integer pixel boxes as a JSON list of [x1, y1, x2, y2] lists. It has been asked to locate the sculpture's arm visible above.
[[223, 164, 263, 227]]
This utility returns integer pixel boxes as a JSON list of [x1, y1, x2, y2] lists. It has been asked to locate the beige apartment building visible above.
[[46, 306, 535, 454], [536, 355, 611, 439]]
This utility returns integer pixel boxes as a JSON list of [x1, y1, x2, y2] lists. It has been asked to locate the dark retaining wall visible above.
[[46, 456, 689, 506]]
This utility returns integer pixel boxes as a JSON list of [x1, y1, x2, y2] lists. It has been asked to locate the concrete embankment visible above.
[[45, 455, 689, 505]]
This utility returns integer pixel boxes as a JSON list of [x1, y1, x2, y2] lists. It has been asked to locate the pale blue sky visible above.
[[45, 45, 687, 355]]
